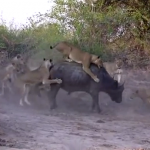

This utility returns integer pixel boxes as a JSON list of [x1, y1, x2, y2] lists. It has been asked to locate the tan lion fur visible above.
[[130, 87, 150, 105], [50, 41, 103, 83], [0, 54, 25, 96], [103, 59, 123, 83], [13, 58, 46, 98], [14, 58, 62, 106]]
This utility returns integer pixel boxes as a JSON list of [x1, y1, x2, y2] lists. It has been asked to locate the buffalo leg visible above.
[[90, 92, 101, 113], [91, 100, 96, 111], [47, 85, 60, 110]]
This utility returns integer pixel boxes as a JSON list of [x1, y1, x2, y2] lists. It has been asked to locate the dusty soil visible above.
[[0, 70, 150, 150]]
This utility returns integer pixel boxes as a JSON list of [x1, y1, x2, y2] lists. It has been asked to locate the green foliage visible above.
[[0, 16, 66, 59], [0, 0, 150, 68], [50, 0, 150, 67]]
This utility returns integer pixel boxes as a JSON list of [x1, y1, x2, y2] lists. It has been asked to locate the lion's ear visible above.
[[49, 59, 52, 62], [43, 58, 46, 61], [97, 56, 101, 59]]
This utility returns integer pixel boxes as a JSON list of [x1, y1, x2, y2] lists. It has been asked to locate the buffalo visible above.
[[47, 61, 125, 113]]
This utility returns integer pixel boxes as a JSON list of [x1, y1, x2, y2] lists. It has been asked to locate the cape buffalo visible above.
[[48, 61, 125, 113]]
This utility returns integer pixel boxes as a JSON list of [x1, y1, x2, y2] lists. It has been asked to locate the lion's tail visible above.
[[50, 46, 53, 49]]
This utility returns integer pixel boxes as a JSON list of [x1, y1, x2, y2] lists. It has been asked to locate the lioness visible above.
[[130, 87, 150, 106], [10, 54, 25, 81], [0, 54, 25, 96], [15, 61, 48, 98], [14, 57, 49, 98], [50, 41, 103, 82], [103, 59, 123, 83], [15, 58, 62, 106]]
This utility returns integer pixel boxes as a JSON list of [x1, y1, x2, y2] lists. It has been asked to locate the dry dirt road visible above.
[[0, 71, 150, 150]]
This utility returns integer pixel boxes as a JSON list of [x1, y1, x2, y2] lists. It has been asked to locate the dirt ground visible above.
[[0, 69, 150, 150]]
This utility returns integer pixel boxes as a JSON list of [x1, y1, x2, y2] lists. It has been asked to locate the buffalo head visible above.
[[106, 81, 124, 103]]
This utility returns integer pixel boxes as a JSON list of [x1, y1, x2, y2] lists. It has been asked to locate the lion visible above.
[[130, 87, 150, 106], [50, 41, 103, 83], [12, 57, 48, 98], [0, 54, 25, 96], [15, 62, 49, 98], [11, 54, 24, 65], [9, 54, 25, 81], [103, 59, 123, 83], [15, 58, 62, 106], [14, 58, 53, 98]]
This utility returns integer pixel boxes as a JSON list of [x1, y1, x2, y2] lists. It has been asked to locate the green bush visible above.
[[0, 0, 150, 68]]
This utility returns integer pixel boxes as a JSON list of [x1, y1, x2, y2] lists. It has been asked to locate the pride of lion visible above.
[[0, 41, 125, 106]]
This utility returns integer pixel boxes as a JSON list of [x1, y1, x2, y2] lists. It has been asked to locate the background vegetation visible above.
[[0, 0, 150, 68]]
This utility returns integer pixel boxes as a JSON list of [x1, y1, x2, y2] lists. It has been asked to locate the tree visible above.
[[44, 0, 150, 67]]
